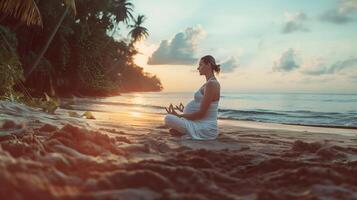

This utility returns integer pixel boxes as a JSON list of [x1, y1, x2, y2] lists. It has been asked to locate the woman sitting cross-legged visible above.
[[164, 55, 221, 140]]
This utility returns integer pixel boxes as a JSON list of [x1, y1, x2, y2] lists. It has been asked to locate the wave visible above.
[[217, 108, 357, 128], [218, 108, 288, 116], [218, 108, 355, 118]]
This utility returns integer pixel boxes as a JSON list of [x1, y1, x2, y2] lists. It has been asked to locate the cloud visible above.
[[320, 0, 357, 24], [340, 0, 357, 13], [303, 57, 357, 75], [147, 26, 206, 65], [282, 12, 309, 34], [273, 48, 300, 72], [320, 9, 353, 24], [220, 57, 239, 73]]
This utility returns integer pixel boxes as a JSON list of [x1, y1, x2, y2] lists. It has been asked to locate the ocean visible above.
[[71, 92, 357, 128]]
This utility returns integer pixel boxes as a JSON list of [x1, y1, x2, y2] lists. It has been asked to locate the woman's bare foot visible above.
[[169, 128, 185, 137]]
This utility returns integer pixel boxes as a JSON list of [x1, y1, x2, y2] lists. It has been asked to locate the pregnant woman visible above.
[[164, 55, 221, 140]]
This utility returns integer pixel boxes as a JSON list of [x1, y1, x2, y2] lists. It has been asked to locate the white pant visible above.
[[164, 114, 188, 134]]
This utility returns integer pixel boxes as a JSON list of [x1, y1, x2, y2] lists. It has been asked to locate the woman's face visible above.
[[197, 59, 211, 75]]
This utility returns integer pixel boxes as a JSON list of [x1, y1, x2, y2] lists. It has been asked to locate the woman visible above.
[[164, 55, 221, 140]]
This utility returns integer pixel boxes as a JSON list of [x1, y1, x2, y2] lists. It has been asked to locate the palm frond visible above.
[[136, 15, 145, 25], [0, 0, 42, 26], [128, 14, 149, 43], [112, 0, 134, 23]]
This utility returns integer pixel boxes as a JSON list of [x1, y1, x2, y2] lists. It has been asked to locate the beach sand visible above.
[[1, 101, 357, 200]]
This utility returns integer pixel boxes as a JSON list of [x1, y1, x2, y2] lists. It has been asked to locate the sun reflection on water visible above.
[[130, 111, 142, 118], [130, 95, 144, 105]]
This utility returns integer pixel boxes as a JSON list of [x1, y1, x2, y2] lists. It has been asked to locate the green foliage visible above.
[[24, 93, 59, 114], [0, 25, 18, 47], [0, 26, 24, 98], [42, 93, 59, 114], [23, 52, 53, 75], [128, 15, 149, 43], [0, 58, 24, 96], [0, 0, 162, 99], [0, 90, 25, 102], [21, 52, 56, 96]]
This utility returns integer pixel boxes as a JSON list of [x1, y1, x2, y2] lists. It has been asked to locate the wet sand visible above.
[[1, 101, 357, 200]]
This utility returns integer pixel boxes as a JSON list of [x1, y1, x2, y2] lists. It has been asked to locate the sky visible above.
[[118, 0, 357, 93]]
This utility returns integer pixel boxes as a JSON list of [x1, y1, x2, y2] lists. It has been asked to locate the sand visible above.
[[1, 101, 357, 200]]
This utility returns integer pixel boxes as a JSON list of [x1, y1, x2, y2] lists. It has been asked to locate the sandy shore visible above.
[[1, 101, 357, 200]]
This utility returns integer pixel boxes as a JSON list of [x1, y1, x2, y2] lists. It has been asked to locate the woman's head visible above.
[[198, 55, 221, 75]]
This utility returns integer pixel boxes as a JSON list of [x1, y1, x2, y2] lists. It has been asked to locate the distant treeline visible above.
[[0, 0, 162, 98]]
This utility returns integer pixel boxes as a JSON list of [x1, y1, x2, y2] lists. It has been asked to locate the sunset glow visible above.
[[126, 0, 357, 93]]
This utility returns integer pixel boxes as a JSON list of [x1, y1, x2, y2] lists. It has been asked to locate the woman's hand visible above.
[[165, 103, 180, 117], [175, 102, 184, 112]]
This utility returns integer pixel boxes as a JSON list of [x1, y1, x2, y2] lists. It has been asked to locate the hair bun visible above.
[[213, 64, 221, 74], [201, 55, 221, 74]]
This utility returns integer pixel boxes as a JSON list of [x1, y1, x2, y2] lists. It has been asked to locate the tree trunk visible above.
[[26, 7, 69, 78], [49, 75, 55, 96]]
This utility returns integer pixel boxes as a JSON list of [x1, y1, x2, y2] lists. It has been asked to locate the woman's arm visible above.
[[178, 81, 218, 120]]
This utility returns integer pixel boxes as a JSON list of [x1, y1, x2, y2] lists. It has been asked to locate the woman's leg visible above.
[[164, 114, 188, 134]]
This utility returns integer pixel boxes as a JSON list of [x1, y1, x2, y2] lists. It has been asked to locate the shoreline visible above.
[[219, 118, 357, 136], [58, 93, 357, 132], [218, 118, 357, 130]]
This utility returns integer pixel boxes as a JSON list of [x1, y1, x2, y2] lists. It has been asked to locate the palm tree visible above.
[[0, 0, 76, 26], [26, 0, 76, 78], [128, 15, 149, 43], [0, 0, 76, 78], [103, 0, 134, 48], [0, 0, 42, 26], [112, 0, 134, 23]]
